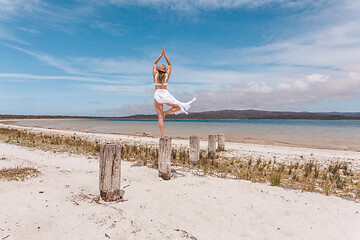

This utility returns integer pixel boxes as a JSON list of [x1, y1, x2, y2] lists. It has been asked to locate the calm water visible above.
[[14, 119, 360, 151]]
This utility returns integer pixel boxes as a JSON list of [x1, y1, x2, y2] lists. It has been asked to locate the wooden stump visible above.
[[158, 137, 172, 180], [217, 134, 225, 151], [189, 135, 200, 165], [208, 135, 217, 159], [99, 143, 121, 202]]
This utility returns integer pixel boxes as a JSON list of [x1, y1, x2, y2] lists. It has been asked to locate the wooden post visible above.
[[189, 135, 200, 165], [217, 134, 225, 151], [208, 135, 217, 159], [158, 137, 172, 180], [99, 143, 121, 202]]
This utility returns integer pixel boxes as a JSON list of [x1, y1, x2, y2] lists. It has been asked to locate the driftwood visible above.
[[158, 137, 172, 180], [208, 135, 217, 159], [99, 143, 121, 202], [189, 135, 200, 165], [217, 134, 225, 151]]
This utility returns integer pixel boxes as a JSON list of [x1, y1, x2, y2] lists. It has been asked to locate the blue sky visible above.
[[1, 0, 360, 116]]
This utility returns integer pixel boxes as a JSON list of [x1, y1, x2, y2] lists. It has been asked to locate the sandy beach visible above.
[[1, 122, 360, 239]]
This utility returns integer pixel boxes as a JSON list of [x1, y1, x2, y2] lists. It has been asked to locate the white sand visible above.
[[1, 141, 360, 239]]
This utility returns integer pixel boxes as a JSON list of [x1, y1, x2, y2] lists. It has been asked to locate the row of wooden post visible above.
[[158, 134, 225, 180], [99, 134, 225, 201]]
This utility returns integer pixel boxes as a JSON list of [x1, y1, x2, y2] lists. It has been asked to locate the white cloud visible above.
[[246, 82, 273, 93], [293, 80, 309, 92], [190, 71, 360, 112], [305, 74, 329, 83], [276, 83, 291, 91]]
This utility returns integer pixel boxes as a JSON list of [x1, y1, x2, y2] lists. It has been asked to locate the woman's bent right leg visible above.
[[164, 103, 181, 117]]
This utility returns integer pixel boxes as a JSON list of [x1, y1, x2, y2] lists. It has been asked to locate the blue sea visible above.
[[14, 119, 360, 151]]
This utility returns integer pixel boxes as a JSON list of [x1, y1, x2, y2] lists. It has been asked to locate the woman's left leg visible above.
[[154, 100, 165, 138]]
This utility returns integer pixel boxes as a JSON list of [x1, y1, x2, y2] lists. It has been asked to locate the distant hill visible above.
[[1, 110, 360, 120], [119, 110, 360, 120], [0, 115, 91, 119]]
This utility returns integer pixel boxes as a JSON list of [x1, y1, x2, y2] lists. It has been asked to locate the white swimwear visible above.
[[154, 73, 196, 115]]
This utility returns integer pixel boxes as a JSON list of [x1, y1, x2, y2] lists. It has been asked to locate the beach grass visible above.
[[0, 167, 40, 181], [0, 127, 101, 155], [0, 126, 359, 201]]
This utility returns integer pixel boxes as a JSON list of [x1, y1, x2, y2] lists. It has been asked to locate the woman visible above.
[[153, 47, 196, 139]]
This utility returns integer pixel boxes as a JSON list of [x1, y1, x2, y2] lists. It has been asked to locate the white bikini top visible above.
[[154, 73, 168, 86]]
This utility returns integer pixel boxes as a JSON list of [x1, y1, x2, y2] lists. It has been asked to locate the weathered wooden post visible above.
[[208, 134, 217, 159], [158, 137, 172, 180], [217, 134, 225, 151], [189, 135, 200, 165], [99, 143, 121, 202]]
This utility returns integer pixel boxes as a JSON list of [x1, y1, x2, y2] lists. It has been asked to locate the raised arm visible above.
[[153, 48, 164, 77], [164, 53, 172, 76]]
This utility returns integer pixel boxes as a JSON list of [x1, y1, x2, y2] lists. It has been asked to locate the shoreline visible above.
[[3, 118, 360, 152], [1, 121, 360, 173]]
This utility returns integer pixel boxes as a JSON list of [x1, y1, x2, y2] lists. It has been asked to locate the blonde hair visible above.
[[157, 71, 166, 84]]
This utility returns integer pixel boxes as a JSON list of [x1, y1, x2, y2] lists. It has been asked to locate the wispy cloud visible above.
[[0, 0, 95, 42], [0, 73, 118, 84], [90, 20, 124, 35], [103, 0, 319, 12], [2, 44, 159, 93], [0, 24, 29, 44], [0, 0, 46, 43], [0, 0, 42, 20], [0, 0, 347, 45], [82, 84, 151, 94], [241, 22, 360, 69], [3, 44, 150, 84], [98, 102, 155, 116], [67, 56, 150, 75]]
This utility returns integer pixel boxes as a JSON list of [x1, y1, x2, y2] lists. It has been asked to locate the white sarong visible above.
[[154, 89, 196, 115]]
